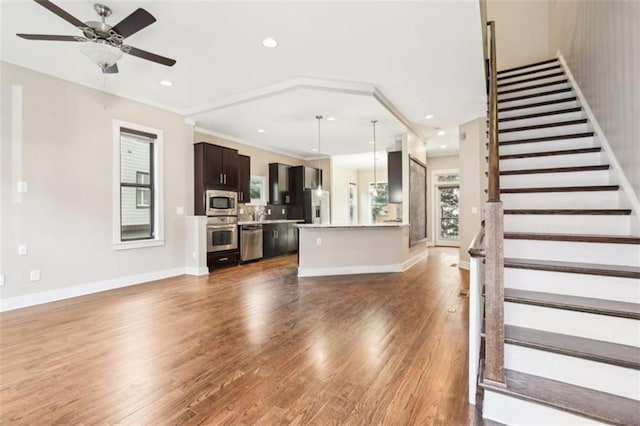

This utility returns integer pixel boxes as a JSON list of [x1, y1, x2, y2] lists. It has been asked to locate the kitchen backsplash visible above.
[[238, 204, 288, 222]]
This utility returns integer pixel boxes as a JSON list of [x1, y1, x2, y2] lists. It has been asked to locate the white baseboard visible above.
[[557, 52, 640, 224], [0, 268, 187, 312], [185, 266, 209, 276], [402, 249, 428, 271], [298, 264, 403, 277], [458, 260, 470, 270]]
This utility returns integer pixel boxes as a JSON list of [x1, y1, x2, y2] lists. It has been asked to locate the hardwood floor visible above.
[[0, 247, 480, 425]]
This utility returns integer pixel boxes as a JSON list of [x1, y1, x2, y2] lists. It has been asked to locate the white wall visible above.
[[487, 0, 550, 70], [426, 155, 460, 245], [549, 0, 640, 202], [1, 61, 193, 304], [330, 163, 358, 225], [458, 118, 486, 266]]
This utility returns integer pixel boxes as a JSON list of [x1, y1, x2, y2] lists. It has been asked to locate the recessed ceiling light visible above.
[[425, 114, 434, 119], [440, 144, 447, 149], [257, 129, 266, 133], [327, 116, 336, 121], [160, 80, 172, 87], [311, 148, 318, 152], [262, 37, 278, 48], [437, 130, 446, 136]]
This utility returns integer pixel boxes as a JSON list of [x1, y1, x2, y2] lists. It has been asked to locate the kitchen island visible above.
[[296, 223, 427, 277]]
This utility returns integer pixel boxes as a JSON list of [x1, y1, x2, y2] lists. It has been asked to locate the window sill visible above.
[[113, 239, 165, 251]]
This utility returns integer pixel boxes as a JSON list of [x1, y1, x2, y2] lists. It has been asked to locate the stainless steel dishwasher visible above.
[[240, 224, 263, 262]]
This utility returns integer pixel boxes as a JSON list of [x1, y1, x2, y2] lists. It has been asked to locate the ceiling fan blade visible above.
[[123, 45, 176, 67], [17, 33, 83, 42], [110, 8, 156, 39], [33, 0, 86, 28], [103, 63, 119, 74]]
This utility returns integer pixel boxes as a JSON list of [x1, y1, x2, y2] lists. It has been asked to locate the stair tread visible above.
[[498, 71, 565, 88], [497, 58, 559, 75], [500, 164, 609, 175], [505, 232, 640, 244], [504, 257, 640, 279], [499, 107, 582, 122], [499, 119, 588, 133], [504, 324, 640, 369], [505, 288, 640, 320], [498, 87, 573, 103], [501, 185, 619, 194], [498, 79, 569, 95], [499, 147, 601, 160], [499, 131, 594, 145], [482, 368, 640, 425], [497, 64, 562, 82], [499, 96, 577, 113], [504, 208, 631, 215]]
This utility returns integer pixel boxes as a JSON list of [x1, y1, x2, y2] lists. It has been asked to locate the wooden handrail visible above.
[[483, 20, 506, 386]]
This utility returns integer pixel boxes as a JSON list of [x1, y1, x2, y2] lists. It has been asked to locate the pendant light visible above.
[[315, 115, 323, 196], [370, 120, 378, 197]]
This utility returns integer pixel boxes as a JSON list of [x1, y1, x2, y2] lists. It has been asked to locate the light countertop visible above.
[[238, 219, 304, 226], [296, 223, 409, 229]]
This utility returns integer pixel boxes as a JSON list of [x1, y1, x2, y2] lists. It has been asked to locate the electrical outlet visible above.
[[191, 251, 196, 260], [316, 237, 322, 246], [17, 181, 28, 193], [18, 245, 28, 256], [267, 209, 271, 215], [29, 269, 40, 282], [176, 206, 184, 215], [239, 208, 244, 215], [471, 206, 478, 214], [0, 274, 5, 287], [281, 208, 285, 215]]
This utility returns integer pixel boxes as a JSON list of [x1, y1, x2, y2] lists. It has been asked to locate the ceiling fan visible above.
[[16, 0, 176, 74]]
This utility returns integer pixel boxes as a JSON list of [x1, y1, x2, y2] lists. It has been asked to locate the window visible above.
[[113, 121, 164, 250], [249, 175, 267, 205], [369, 182, 389, 222]]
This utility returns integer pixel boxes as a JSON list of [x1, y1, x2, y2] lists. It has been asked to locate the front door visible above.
[[435, 184, 460, 247]]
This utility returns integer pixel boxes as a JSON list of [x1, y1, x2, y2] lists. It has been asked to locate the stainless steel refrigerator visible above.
[[303, 190, 331, 224]]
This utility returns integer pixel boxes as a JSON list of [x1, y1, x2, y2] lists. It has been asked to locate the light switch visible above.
[[471, 206, 479, 214], [29, 269, 40, 282], [17, 181, 28, 193], [18, 245, 28, 256], [239, 208, 244, 214], [316, 237, 322, 246], [176, 206, 184, 215]]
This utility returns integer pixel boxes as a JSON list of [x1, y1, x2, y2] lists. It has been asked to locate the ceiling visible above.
[[0, 1, 486, 160]]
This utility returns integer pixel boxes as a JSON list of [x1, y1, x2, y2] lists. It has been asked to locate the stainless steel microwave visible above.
[[205, 190, 237, 216]]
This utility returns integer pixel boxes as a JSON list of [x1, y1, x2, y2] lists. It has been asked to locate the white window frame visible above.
[[112, 120, 165, 250], [248, 175, 267, 206], [431, 168, 460, 246]]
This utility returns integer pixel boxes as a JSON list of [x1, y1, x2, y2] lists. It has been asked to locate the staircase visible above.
[[480, 58, 640, 425]]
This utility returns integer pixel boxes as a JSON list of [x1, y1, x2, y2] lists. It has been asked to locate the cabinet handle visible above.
[[224, 174, 227, 184], [219, 257, 228, 261], [220, 173, 223, 183]]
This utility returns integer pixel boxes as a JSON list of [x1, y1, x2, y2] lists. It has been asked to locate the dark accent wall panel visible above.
[[409, 157, 427, 246]]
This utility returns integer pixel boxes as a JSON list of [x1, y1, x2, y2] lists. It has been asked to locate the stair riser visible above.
[[500, 152, 604, 171], [499, 136, 596, 155], [504, 239, 640, 267], [505, 345, 640, 400], [499, 74, 567, 91], [499, 82, 571, 101], [504, 303, 640, 347], [499, 63, 561, 80], [499, 100, 579, 119], [504, 215, 630, 235], [499, 123, 591, 142], [505, 269, 640, 303], [501, 190, 620, 209], [499, 91, 574, 109], [483, 391, 604, 425], [501, 169, 612, 189], [500, 110, 584, 129]]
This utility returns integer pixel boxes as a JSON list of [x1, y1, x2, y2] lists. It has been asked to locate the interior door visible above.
[[435, 184, 460, 247]]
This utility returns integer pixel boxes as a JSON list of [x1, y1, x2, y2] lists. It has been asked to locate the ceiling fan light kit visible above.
[[16, 0, 176, 74]]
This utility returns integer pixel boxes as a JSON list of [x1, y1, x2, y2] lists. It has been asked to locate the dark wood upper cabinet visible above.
[[388, 150, 403, 204], [194, 142, 241, 215], [269, 163, 291, 205], [238, 154, 251, 204]]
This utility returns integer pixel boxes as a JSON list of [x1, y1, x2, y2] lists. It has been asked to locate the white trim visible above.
[[458, 260, 470, 270], [557, 53, 640, 221], [0, 268, 186, 312], [194, 126, 307, 161], [185, 267, 209, 276], [11, 85, 23, 205], [247, 175, 267, 206], [402, 249, 428, 271], [298, 264, 403, 277], [112, 120, 165, 250]]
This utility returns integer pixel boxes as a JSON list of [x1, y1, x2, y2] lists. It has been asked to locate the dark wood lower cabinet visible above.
[[207, 249, 239, 271], [263, 223, 298, 259]]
